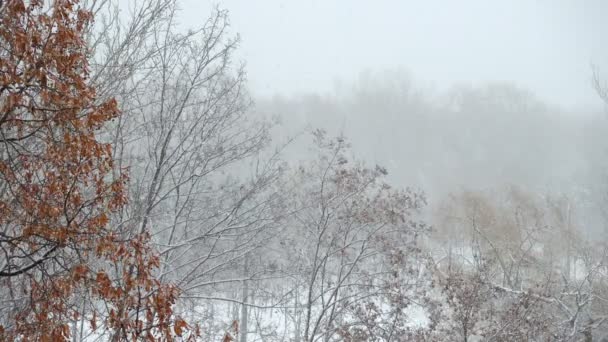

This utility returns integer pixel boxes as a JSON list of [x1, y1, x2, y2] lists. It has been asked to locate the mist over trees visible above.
[[1, 0, 608, 341]]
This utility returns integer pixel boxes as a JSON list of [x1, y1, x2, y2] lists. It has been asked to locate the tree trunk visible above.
[[294, 284, 301, 342], [240, 258, 250, 342]]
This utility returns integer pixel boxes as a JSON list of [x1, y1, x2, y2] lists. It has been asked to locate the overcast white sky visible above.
[[179, 0, 608, 109]]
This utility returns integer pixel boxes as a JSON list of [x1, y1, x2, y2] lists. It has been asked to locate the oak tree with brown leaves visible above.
[[0, 0, 192, 340]]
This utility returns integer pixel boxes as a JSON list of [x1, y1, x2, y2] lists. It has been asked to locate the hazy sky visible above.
[[179, 0, 608, 109]]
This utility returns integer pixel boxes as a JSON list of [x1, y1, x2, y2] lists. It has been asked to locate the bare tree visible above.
[[70, 1, 287, 338], [431, 187, 608, 341], [592, 64, 608, 109], [275, 131, 428, 342]]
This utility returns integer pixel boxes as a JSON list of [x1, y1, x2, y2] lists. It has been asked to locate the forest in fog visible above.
[[1, 0, 608, 341]]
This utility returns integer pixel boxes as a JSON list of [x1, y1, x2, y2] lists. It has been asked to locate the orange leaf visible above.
[[173, 318, 188, 336]]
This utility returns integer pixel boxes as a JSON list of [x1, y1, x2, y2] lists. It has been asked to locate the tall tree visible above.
[[279, 131, 427, 341], [0, 0, 189, 340]]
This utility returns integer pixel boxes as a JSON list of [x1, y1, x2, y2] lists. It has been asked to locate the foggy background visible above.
[[174, 0, 608, 236], [178, 0, 608, 109]]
